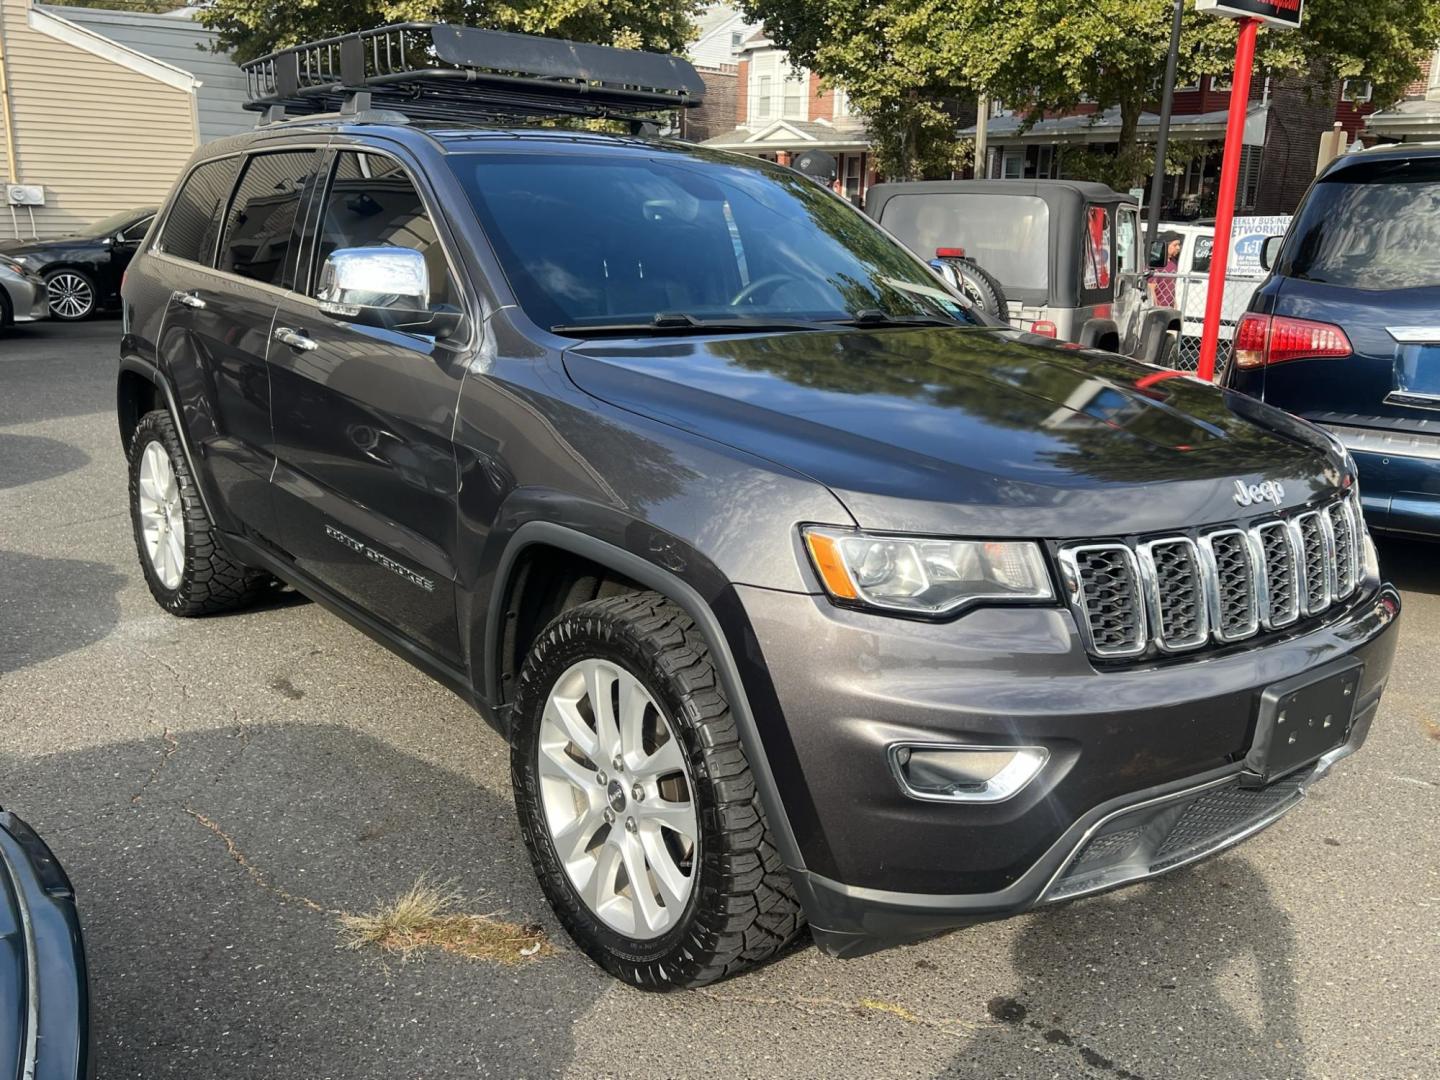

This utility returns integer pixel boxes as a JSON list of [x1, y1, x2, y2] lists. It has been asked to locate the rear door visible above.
[[267, 147, 468, 665], [147, 149, 321, 541]]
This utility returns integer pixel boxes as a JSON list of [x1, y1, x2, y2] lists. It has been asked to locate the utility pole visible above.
[[975, 95, 989, 179], [1144, 0, 1186, 257]]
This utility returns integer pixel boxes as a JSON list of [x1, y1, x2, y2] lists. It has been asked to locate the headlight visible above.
[[0, 257, 25, 275], [803, 527, 1054, 615]]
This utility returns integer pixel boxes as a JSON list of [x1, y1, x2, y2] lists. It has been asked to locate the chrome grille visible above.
[[1253, 521, 1299, 628], [1327, 501, 1358, 599], [1062, 494, 1363, 660], [1201, 530, 1258, 642], [1295, 512, 1330, 615], [1139, 538, 1207, 650], [1065, 545, 1146, 657]]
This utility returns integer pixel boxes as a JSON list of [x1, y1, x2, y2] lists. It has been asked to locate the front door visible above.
[[267, 148, 467, 665]]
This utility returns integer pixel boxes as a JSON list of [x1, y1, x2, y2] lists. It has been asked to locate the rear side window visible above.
[[1283, 156, 1440, 290], [156, 157, 239, 265], [312, 151, 453, 307], [878, 193, 1050, 292], [218, 150, 322, 289]]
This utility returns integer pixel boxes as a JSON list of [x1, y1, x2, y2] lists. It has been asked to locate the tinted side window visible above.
[[157, 157, 239, 265], [121, 216, 154, 243], [313, 152, 453, 307], [218, 150, 321, 288]]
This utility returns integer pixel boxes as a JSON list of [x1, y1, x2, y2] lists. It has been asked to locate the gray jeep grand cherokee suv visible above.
[[116, 24, 1400, 989]]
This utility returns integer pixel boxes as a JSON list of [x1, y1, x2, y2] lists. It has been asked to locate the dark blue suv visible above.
[[1230, 144, 1440, 538]]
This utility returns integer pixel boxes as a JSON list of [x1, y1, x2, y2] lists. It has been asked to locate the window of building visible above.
[[1340, 79, 1373, 104], [730, 31, 743, 52], [156, 156, 240, 266], [218, 150, 321, 288], [832, 87, 850, 118], [756, 74, 773, 120], [782, 73, 804, 119], [1209, 74, 1232, 92]]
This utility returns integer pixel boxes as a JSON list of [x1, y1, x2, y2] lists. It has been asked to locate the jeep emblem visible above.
[[1233, 479, 1285, 507]]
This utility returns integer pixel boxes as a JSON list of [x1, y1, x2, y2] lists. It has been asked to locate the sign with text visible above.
[[1228, 215, 1291, 275], [1196, 0, 1303, 30]]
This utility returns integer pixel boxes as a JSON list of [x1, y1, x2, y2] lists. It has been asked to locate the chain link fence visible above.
[[1146, 271, 1266, 380]]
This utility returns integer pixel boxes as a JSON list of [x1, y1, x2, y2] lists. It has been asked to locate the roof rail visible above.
[[242, 23, 705, 126]]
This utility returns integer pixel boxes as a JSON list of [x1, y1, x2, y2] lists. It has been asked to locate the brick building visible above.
[[694, 25, 878, 204], [1365, 48, 1440, 142]]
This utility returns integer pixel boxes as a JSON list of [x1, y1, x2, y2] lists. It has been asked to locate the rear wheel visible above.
[[45, 269, 96, 321], [127, 409, 272, 616], [510, 593, 804, 989]]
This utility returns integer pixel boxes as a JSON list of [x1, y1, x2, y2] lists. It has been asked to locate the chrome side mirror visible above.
[[318, 246, 429, 317], [1260, 234, 1284, 272]]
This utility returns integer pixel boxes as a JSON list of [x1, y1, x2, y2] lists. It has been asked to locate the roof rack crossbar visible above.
[[242, 22, 704, 123]]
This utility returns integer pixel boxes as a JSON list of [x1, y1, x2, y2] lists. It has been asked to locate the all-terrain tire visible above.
[[510, 592, 805, 990], [950, 257, 1008, 319], [127, 409, 273, 616]]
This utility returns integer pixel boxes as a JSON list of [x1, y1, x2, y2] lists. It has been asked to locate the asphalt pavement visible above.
[[2, 319, 1437, 1079]]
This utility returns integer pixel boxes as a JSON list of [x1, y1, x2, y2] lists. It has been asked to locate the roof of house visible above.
[[701, 117, 871, 152], [37, 4, 252, 143], [960, 104, 1268, 144]]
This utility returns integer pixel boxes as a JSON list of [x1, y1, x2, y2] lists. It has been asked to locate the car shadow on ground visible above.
[[1376, 535, 1440, 595], [0, 549, 125, 675], [941, 858, 1305, 1080], [0, 432, 89, 490], [0, 723, 604, 1080]]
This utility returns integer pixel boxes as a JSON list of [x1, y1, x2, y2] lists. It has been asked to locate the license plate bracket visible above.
[[1243, 659, 1362, 787]]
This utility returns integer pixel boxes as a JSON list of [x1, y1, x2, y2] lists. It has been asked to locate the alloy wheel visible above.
[[137, 441, 185, 590], [47, 272, 93, 319], [537, 658, 697, 940]]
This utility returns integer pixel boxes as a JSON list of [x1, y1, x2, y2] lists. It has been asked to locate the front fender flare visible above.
[[483, 519, 808, 876]]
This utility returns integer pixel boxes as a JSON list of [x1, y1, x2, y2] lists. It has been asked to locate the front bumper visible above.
[[0, 811, 90, 1080], [1, 271, 48, 323], [728, 581, 1400, 957]]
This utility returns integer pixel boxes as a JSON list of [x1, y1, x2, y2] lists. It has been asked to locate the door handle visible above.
[[274, 326, 317, 352], [172, 290, 205, 310]]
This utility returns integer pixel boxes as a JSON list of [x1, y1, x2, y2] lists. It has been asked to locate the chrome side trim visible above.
[[1386, 325, 1440, 343]]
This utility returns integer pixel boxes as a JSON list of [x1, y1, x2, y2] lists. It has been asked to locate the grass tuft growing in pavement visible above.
[[339, 876, 554, 964]]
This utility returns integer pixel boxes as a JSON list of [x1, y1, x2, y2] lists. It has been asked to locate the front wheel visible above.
[[510, 593, 804, 989], [45, 269, 96, 321]]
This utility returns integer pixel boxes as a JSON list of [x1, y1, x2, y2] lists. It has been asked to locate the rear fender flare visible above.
[[116, 355, 222, 525]]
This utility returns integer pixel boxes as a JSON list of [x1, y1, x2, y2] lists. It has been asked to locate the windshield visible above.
[[447, 149, 979, 331], [1284, 157, 1440, 290], [86, 208, 151, 237]]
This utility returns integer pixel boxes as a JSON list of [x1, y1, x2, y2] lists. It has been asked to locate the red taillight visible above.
[[935, 246, 966, 259], [1031, 320, 1057, 338], [1234, 313, 1352, 369]]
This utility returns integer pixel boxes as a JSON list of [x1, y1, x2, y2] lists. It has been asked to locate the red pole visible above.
[[1196, 16, 1260, 382]]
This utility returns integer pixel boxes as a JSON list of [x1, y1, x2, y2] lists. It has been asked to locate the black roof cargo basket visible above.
[[242, 23, 705, 124]]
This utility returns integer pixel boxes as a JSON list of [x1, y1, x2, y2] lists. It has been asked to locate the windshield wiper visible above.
[[834, 309, 968, 329], [551, 312, 832, 336]]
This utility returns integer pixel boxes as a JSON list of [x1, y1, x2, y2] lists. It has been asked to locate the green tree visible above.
[[196, 0, 703, 65], [745, 0, 1440, 185]]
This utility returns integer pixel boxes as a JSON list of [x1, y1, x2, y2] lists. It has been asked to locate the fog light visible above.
[[889, 744, 1049, 804]]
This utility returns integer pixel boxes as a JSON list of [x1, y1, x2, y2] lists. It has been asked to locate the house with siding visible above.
[[0, 1, 249, 240]]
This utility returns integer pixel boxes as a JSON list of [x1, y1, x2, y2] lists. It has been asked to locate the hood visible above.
[[0, 236, 75, 255], [563, 325, 1345, 538]]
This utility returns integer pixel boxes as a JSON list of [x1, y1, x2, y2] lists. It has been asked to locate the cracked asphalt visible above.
[[3, 320, 1438, 1080]]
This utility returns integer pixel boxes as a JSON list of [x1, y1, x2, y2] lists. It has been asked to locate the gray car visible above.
[[116, 23, 1401, 990], [0, 255, 48, 332]]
